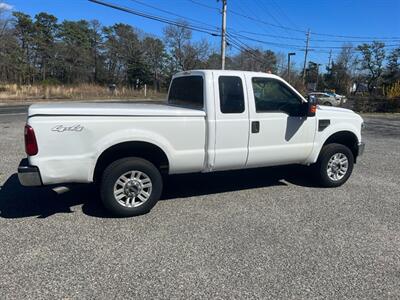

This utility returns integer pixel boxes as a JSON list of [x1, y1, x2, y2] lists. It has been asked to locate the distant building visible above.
[[350, 82, 368, 94]]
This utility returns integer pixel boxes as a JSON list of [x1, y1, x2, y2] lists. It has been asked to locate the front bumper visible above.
[[358, 142, 365, 157], [18, 158, 42, 186]]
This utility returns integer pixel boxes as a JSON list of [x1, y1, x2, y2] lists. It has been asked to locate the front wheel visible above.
[[100, 157, 163, 217], [315, 143, 354, 187]]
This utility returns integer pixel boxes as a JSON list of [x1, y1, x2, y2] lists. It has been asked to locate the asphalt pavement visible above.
[[0, 111, 399, 299], [0, 104, 29, 115]]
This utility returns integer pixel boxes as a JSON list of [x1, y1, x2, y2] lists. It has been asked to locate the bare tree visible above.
[[384, 47, 400, 84], [357, 41, 386, 94], [163, 21, 192, 71], [231, 48, 277, 73], [0, 4, 17, 83], [143, 36, 166, 90], [0, 2, 12, 37], [325, 44, 355, 94]]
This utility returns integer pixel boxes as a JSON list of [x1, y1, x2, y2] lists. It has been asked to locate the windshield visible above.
[[168, 76, 204, 109]]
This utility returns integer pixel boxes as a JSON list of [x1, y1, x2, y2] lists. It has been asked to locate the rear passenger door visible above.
[[213, 72, 250, 171]]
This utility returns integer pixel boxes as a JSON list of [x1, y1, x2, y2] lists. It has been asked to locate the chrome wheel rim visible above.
[[327, 153, 349, 181], [113, 171, 152, 208]]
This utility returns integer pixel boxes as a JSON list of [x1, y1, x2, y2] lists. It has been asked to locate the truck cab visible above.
[[168, 70, 362, 171]]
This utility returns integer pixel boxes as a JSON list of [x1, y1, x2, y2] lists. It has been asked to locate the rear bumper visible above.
[[358, 142, 365, 157], [18, 158, 43, 186]]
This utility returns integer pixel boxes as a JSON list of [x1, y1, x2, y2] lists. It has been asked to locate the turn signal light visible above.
[[310, 104, 317, 114], [24, 125, 38, 156]]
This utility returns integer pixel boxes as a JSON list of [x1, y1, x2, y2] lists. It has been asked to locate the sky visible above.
[[1, 0, 400, 70]]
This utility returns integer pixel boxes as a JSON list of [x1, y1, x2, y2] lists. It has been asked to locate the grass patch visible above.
[[0, 84, 166, 102]]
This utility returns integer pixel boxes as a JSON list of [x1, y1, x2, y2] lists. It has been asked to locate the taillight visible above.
[[24, 124, 38, 156]]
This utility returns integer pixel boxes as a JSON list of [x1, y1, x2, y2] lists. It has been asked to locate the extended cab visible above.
[[18, 70, 365, 216]]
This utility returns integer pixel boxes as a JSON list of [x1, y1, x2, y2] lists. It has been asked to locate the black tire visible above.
[[100, 157, 162, 217], [323, 101, 332, 106], [315, 143, 354, 187]]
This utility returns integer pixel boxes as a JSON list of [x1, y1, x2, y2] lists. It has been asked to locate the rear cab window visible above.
[[168, 75, 204, 109], [219, 76, 245, 114]]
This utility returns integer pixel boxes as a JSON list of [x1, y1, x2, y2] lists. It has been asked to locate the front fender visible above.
[[306, 121, 361, 164]]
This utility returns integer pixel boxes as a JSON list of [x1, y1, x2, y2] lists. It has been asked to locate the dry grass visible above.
[[0, 84, 166, 102], [385, 81, 400, 99]]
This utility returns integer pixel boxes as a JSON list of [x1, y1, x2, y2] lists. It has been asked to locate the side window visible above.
[[252, 77, 303, 115], [168, 76, 204, 109], [219, 76, 245, 114]]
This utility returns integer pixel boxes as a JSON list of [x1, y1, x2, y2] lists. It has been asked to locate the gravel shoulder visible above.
[[0, 113, 399, 299]]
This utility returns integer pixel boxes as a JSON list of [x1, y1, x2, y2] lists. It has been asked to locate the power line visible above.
[[230, 32, 306, 50], [270, 0, 299, 29], [88, 0, 220, 36], [89, 0, 302, 53], [226, 35, 271, 66], [229, 32, 400, 49], [186, 0, 400, 40], [89, 0, 400, 55], [236, 30, 400, 43], [253, 0, 288, 33], [187, 0, 219, 11], [127, 0, 217, 31]]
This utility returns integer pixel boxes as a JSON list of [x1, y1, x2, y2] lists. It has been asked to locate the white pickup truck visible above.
[[18, 70, 365, 216]]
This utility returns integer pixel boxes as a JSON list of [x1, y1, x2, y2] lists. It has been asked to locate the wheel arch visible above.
[[92, 141, 170, 183], [321, 130, 360, 162]]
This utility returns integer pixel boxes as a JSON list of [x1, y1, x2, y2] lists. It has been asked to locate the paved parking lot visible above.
[[0, 112, 399, 299]]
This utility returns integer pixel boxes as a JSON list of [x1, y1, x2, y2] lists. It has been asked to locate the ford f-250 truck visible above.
[[18, 70, 365, 217]]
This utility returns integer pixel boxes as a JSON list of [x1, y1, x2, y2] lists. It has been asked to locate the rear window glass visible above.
[[219, 76, 245, 114], [168, 76, 204, 109]]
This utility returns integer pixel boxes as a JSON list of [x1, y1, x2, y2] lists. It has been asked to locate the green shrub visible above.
[[40, 78, 61, 86]]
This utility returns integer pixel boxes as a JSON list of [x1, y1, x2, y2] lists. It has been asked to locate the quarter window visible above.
[[168, 76, 204, 109], [219, 76, 245, 114], [252, 77, 303, 115]]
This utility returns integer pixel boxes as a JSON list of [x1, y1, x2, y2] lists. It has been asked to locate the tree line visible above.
[[0, 10, 399, 96], [0, 11, 278, 90], [309, 42, 400, 96]]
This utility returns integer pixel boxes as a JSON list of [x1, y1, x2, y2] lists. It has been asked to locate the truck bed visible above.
[[28, 102, 206, 117]]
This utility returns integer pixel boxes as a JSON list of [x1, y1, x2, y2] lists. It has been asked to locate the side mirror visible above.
[[306, 95, 317, 117]]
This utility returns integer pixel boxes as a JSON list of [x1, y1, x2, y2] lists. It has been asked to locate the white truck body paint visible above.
[[306, 106, 363, 164], [28, 115, 206, 184], [24, 70, 363, 186]]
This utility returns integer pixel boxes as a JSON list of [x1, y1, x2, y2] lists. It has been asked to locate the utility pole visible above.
[[219, 0, 227, 70], [287, 52, 296, 83], [302, 29, 310, 84], [316, 63, 322, 91], [328, 49, 332, 70]]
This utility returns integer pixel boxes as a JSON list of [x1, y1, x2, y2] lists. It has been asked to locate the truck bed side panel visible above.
[[28, 116, 206, 185]]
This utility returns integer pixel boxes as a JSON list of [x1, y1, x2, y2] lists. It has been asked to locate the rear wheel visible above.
[[315, 143, 354, 187], [323, 101, 332, 106], [100, 157, 162, 217]]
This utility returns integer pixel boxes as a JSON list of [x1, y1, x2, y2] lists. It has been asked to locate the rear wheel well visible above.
[[322, 131, 359, 162], [93, 141, 169, 183]]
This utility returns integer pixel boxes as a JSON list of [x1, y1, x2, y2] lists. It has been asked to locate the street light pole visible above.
[[287, 52, 296, 83]]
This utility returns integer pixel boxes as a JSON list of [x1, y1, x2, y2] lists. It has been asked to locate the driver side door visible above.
[[245, 76, 316, 168]]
